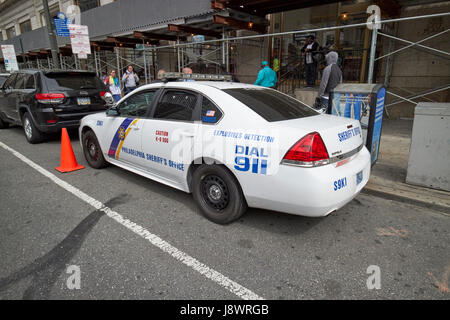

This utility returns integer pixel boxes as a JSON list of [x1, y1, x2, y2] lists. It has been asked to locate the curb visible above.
[[362, 176, 450, 216], [361, 187, 450, 216]]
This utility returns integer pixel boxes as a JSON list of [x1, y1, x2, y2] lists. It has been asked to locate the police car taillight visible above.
[[282, 132, 330, 167], [36, 93, 65, 104]]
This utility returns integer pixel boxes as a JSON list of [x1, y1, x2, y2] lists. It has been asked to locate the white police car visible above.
[[79, 74, 370, 224]]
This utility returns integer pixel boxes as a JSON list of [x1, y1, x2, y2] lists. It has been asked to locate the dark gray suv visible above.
[[0, 69, 108, 143]]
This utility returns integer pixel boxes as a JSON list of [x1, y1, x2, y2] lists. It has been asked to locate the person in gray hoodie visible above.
[[318, 51, 342, 110], [122, 65, 139, 95]]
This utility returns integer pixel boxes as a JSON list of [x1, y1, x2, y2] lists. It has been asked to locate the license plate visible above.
[[77, 97, 91, 105], [356, 170, 363, 185]]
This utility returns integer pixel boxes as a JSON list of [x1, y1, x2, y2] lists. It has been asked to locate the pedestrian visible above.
[[105, 70, 121, 103], [151, 69, 166, 83], [301, 35, 320, 87], [182, 67, 195, 82], [122, 65, 139, 95], [317, 51, 342, 112], [273, 52, 280, 74], [254, 61, 277, 88]]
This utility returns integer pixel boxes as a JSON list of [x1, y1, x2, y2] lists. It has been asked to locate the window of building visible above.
[[40, 5, 60, 27], [6, 27, 16, 39], [76, 0, 100, 12], [20, 20, 32, 34]]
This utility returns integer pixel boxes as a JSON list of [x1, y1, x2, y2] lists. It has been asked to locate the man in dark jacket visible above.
[[301, 35, 320, 87], [318, 51, 342, 110]]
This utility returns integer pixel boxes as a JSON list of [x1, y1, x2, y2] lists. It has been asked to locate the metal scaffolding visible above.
[[6, 11, 450, 117]]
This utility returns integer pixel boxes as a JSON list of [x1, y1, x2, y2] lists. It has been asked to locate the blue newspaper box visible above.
[[328, 84, 386, 166]]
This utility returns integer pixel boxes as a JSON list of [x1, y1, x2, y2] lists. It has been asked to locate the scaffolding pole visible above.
[[177, 39, 181, 72], [146, 12, 450, 52], [386, 85, 450, 107], [94, 51, 99, 76], [368, 28, 378, 84], [143, 42, 148, 84], [116, 47, 121, 81], [376, 29, 450, 61]]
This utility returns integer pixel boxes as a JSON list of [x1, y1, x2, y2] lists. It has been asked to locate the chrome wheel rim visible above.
[[24, 118, 32, 139]]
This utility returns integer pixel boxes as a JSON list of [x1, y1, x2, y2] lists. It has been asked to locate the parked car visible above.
[[79, 77, 370, 224], [0, 70, 108, 143], [0, 73, 10, 87]]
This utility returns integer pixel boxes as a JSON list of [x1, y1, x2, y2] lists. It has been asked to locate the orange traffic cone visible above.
[[56, 128, 85, 173]]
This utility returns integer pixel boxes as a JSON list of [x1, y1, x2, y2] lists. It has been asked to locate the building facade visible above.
[[1, 0, 449, 118]]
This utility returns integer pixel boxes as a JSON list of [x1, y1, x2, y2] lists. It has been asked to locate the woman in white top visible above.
[[105, 70, 121, 102]]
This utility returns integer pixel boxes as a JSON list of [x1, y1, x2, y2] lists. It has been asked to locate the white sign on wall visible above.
[[1, 45, 19, 72], [69, 24, 91, 56]]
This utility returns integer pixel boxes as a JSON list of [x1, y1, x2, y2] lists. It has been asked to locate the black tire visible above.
[[82, 129, 107, 169], [22, 112, 43, 144], [192, 164, 247, 224], [0, 116, 9, 129]]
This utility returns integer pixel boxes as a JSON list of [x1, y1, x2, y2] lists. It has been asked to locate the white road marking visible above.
[[0, 141, 264, 300]]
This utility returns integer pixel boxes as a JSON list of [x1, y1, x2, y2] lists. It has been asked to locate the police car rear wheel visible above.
[[82, 130, 107, 169], [192, 165, 247, 224]]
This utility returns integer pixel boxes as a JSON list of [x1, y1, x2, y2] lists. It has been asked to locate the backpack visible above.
[[313, 47, 324, 63]]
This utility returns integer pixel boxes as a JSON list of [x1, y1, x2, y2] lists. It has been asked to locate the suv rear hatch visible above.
[[41, 71, 107, 117]]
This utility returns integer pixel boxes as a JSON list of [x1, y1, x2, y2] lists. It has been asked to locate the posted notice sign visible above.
[[54, 12, 70, 37], [1, 45, 19, 72], [69, 24, 91, 56]]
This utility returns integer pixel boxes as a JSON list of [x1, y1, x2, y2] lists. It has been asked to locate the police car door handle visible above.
[[133, 127, 140, 131], [180, 131, 194, 137]]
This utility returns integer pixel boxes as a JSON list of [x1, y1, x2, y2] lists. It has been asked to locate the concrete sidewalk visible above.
[[362, 119, 450, 215]]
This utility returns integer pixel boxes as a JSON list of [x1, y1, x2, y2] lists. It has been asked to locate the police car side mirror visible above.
[[107, 105, 120, 117]]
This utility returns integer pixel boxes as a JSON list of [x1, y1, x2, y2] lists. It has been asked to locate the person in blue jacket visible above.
[[254, 61, 277, 88]]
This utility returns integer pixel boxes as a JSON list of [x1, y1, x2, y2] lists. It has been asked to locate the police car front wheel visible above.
[[192, 165, 247, 224], [82, 130, 107, 169]]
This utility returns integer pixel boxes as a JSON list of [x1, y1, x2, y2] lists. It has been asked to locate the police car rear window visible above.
[[223, 88, 318, 122]]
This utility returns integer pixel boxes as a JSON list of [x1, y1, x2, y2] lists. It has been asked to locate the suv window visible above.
[[14, 73, 25, 89], [2, 74, 16, 89], [24, 74, 36, 89], [224, 88, 318, 122], [201, 96, 223, 124], [154, 90, 197, 121], [43, 72, 105, 91], [0, 75, 9, 87], [119, 90, 157, 117]]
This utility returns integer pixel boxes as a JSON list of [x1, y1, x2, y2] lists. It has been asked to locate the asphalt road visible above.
[[0, 125, 449, 300]]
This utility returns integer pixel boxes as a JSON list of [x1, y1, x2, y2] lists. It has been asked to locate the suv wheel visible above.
[[192, 164, 247, 224], [0, 116, 9, 129], [82, 130, 107, 169], [22, 113, 43, 144]]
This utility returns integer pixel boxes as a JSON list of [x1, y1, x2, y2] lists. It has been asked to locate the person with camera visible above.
[[301, 35, 320, 88]]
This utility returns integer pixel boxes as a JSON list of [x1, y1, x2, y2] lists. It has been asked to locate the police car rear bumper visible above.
[[244, 147, 371, 217]]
